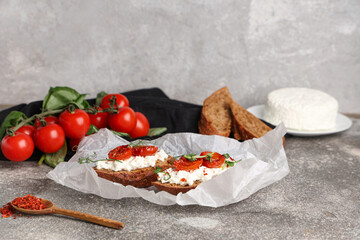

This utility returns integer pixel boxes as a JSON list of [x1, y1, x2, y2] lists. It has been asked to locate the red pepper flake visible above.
[[1, 194, 45, 219], [0, 202, 16, 218], [180, 178, 187, 182], [204, 173, 208, 176], [11, 194, 46, 210]]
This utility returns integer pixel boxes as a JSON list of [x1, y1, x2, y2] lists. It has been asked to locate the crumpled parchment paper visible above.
[[47, 124, 289, 207]]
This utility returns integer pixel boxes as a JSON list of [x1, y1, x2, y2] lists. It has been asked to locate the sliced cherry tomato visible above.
[[34, 116, 58, 128], [15, 125, 36, 138], [1, 133, 34, 162], [59, 109, 90, 138], [88, 107, 108, 129], [108, 107, 136, 133], [174, 156, 203, 171], [200, 151, 225, 168], [33, 124, 65, 153], [69, 138, 83, 152], [108, 145, 133, 160], [129, 112, 150, 138], [100, 94, 129, 109], [132, 145, 158, 156]]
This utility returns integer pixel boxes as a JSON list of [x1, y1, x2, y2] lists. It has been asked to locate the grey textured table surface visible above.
[[0, 118, 359, 240]]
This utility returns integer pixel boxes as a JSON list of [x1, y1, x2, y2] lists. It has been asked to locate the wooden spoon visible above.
[[11, 199, 124, 229]]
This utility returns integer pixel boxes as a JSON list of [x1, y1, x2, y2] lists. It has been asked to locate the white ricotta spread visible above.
[[263, 88, 338, 131], [158, 165, 229, 186], [96, 149, 168, 171]]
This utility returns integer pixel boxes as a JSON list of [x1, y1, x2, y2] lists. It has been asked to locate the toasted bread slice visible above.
[[152, 181, 201, 195], [94, 157, 174, 188], [198, 87, 232, 137], [230, 100, 272, 140]]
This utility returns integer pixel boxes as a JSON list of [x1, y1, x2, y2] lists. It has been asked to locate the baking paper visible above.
[[47, 124, 289, 207]]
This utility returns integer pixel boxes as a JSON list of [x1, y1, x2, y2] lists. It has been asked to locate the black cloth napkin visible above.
[[0, 88, 202, 161]]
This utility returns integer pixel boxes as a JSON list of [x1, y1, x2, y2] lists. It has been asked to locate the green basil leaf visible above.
[[96, 91, 108, 106], [87, 124, 99, 135], [0, 111, 28, 139], [147, 127, 167, 137], [73, 94, 91, 109], [42, 86, 90, 111], [43, 142, 67, 168], [111, 130, 130, 138]]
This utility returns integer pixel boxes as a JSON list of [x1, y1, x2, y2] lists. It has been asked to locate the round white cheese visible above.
[[263, 88, 338, 131]]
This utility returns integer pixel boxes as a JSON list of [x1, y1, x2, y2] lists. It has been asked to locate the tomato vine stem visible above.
[[11, 108, 65, 132]]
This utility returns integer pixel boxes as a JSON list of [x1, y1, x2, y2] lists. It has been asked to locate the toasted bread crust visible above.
[[198, 87, 232, 137], [94, 157, 174, 188], [230, 100, 272, 140], [152, 181, 200, 195]]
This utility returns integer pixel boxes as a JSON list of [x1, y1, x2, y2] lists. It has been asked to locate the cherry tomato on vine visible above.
[[1, 132, 34, 162], [108, 107, 136, 133], [33, 124, 65, 153], [200, 151, 225, 168], [174, 156, 203, 171], [108, 145, 132, 160], [132, 145, 158, 156], [129, 112, 150, 138], [100, 94, 129, 109], [88, 107, 108, 129], [59, 109, 90, 138], [15, 125, 36, 138], [34, 116, 59, 128]]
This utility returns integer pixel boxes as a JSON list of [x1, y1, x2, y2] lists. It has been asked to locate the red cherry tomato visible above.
[[108, 107, 136, 133], [174, 156, 203, 171], [33, 124, 65, 153], [69, 138, 83, 152], [34, 116, 59, 128], [88, 107, 108, 129], [15, 125, 36, 138], [100, 94, 129, 109], [200, 151, 225, 168], [108, 145, 133, 160], [1, 133, 34, 162], [59, 109, 90, 138], [132, 145, 158, 156], [129, 112, 150, 138]]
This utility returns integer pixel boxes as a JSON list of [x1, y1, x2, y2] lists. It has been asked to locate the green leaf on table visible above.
[[0, 111, 28, 139], [95, 91, 108, 106], [42, 142, 68, 168], [147, 127, 167, 137], [42, 86, 91, 111], [87, 124, 99, 135]]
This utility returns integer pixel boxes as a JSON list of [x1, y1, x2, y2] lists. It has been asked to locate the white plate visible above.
[[247, 105, 353, 137]]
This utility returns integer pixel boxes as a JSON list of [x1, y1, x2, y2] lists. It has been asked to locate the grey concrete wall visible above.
[[0, 0, 359, 113]]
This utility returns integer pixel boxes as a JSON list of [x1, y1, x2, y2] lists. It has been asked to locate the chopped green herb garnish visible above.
[[163, 172, 171, 181], [153, 167, 171, 181], [78, 152, 123, 164], [154, 166, 162, 174], [182, 154, 199, 161], [206, 152, 214, 162], [225, 159, 242, 167]]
